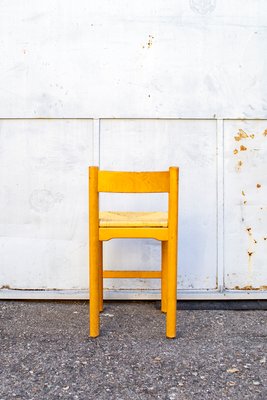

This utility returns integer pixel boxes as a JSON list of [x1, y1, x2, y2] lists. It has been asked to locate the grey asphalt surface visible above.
[[0, 301, 266, 400]]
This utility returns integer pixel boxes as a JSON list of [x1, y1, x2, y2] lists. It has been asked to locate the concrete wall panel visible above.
[[0, 119, 93, 289], [224, 120, 267, 290], [100, 119, 217, 290]]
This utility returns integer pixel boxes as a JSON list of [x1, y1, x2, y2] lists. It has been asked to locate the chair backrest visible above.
[[98, 170, 170, 193], [89, 166, 179, 222]]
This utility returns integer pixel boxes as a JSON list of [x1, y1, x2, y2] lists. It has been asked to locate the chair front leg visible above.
[[166, 237, 177, 339], [90, 238, 100, 337]]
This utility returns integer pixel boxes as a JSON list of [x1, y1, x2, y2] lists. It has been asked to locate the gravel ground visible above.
[[0, 300, 266, 399]]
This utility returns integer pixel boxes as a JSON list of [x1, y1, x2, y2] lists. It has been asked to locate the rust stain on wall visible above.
[[256, 183, 261, 188], [233, 149, 238, 154], [246, 227, 255, 285], [240, 145, 247, 151], [142, 35, 155, 49], [246, 227, 252, 235], [236, 160, 243, 171], [263, 129, 267, 137], [233, 285, 267, 291]]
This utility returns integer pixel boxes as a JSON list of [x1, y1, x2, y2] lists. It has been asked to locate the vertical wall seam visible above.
[[216, 119, 224, 292], [93, 119, 100, 166], [99, 119, 101, 168]]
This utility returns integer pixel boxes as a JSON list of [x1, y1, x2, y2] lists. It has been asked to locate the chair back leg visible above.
[[161, 241, 168, 313], [99, 241, 103, 312]]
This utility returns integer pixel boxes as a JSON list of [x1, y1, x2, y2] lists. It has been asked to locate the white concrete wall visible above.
[[0, 120, 93, 290], [0, 1, 266, 299]]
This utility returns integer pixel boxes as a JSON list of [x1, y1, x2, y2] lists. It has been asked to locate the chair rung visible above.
[[99, 227, 168, 241], [103, 270, 161, 279]]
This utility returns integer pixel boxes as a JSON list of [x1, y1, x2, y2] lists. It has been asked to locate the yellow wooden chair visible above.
[[89, 166, 179, 338]]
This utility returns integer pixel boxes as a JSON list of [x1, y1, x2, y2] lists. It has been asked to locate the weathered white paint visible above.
[[0, 1, 267, 118], [0, 119, 93, 289], [0, 1, 266, 299]]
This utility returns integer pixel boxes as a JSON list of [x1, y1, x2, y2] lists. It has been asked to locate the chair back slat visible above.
[[98, 171, 170, 193]]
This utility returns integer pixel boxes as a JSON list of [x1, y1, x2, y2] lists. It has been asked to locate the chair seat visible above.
[[99, 211, 168, 227]]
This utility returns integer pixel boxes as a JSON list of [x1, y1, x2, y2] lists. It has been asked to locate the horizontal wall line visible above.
[[0, 117, 267, 121], [1, 289, 267, 300]]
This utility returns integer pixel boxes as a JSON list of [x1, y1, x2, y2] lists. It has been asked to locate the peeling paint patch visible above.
[[190, 0, 217, 14], [29, 189, 64, 213], [234, 129, 249, 141]]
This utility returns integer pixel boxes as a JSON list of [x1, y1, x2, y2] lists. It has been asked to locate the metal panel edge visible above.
[[1, 289, 266, 300]]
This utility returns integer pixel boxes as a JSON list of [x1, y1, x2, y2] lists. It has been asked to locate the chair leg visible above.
[[161, 241, 168, 313], [99, 241, 103, 312], [166, 237, 177, 339], [90, 239, 100, 337]]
